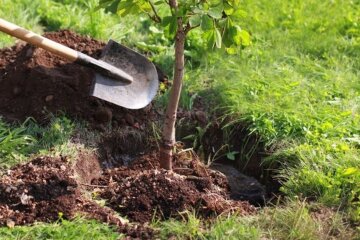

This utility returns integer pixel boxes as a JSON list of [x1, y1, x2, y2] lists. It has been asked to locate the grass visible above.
[[153, 201, 357, 239], [186, 0, 360, 222], [0, 217, 121, 240], [0, 116, 76, 169], [0, 0, 43, 47]]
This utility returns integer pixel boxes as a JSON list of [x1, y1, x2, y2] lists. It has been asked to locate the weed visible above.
[[0, 118, 36, 167], [152, 211, 205, 240], [206, 214, 260, 240]]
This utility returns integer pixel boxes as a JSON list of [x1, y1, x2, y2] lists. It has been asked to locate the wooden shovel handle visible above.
[[0, 18, 78, 62]]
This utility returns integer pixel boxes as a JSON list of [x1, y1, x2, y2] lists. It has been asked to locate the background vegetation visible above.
[[0, 0, 359, 239]]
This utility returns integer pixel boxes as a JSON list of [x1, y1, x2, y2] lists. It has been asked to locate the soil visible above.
[[0, 152, 255, 238], [0, 30, 158, 127], [0, 156, 153, 239], [93, 151, 255, 223], [202, 122, 281, 196]]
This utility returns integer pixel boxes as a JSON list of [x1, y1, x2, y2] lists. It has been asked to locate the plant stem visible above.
[[159, 0, 185, 170]]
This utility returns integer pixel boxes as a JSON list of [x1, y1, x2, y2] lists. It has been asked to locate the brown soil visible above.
[[0, 156, 153, 239], [0, 152, 255, 238], [0, 30, 157, 127], [93, 151, 255, 223]]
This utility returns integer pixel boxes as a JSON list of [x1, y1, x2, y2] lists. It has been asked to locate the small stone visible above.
[[20, 193, 33, 205], [6, 219, 15, 228], [45, 95, 54, 102], [60, 165, 66, 171], [125, 113, 135, 126]]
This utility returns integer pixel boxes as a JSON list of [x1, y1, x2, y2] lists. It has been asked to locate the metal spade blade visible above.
[[91, 40, 159, 109]]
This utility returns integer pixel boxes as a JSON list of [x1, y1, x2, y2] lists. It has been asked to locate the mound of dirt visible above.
[[0, 152, 255, 238], [0, 156, 153, 239], [94, 152, 255, 223], [0, 30, 157, 127]]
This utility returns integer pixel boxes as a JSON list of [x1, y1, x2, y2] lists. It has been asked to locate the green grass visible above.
[[153, 202, 357, 240], [0, 217, 121, 240], [186, 0, 360, 222], [0, 116, 75, 169], [0, 0, 43, 47], [0, 0, 140, 48]]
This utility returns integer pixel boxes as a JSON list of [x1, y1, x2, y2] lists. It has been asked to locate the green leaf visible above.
[[201, 15, 213, 31], [239, 29, 251, 46], [205, 30, 216, 49], [189, 15, 201, 27], [224, 3, 235, 15], [208, 4, 224, 19], [214, 27, 222, 48], [231, 8, 247, 19], [226, 151, 239, 160], [96, 0, 120, 12], [226, 0, 240, 7], [165, 16, 178, 39], [225, 47, 238, 54], [161, 16, 173, 27], [222, 24, 237, 47]]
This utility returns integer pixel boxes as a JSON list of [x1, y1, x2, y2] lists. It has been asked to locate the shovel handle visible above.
[[0, 18, 78, 61], [0, 18, 133, 83]]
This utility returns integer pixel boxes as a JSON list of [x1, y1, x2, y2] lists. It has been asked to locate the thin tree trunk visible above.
[[159, 8, 185, 170]]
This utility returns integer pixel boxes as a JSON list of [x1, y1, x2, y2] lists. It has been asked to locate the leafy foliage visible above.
[[98, 0, 249, 52]]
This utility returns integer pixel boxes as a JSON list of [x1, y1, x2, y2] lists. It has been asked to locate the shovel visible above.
[[0, 18, 159, 109]]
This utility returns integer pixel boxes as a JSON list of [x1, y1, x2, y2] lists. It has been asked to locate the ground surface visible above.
[[0, 30, 156, 128], [0, 31, 256, 238], [0, 152, 255, 239]]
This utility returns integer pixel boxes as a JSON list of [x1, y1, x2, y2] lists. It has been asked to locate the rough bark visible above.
[[159, 1, 185, 170]]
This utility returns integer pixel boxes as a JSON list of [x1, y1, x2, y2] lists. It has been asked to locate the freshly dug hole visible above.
[[200, 122, 282, 202]]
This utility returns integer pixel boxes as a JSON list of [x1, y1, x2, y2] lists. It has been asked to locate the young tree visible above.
[[98, 0, 249, 170]]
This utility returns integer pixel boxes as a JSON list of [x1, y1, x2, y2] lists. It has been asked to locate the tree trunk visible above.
[[159, 17, 185, 170]]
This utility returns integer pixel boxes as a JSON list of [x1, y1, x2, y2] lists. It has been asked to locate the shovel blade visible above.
[[90, 40, 159, 109]]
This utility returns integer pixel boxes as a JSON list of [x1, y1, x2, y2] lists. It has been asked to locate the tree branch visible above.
[[184, 22, 200, 35], [149, 0, 161, 23]]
